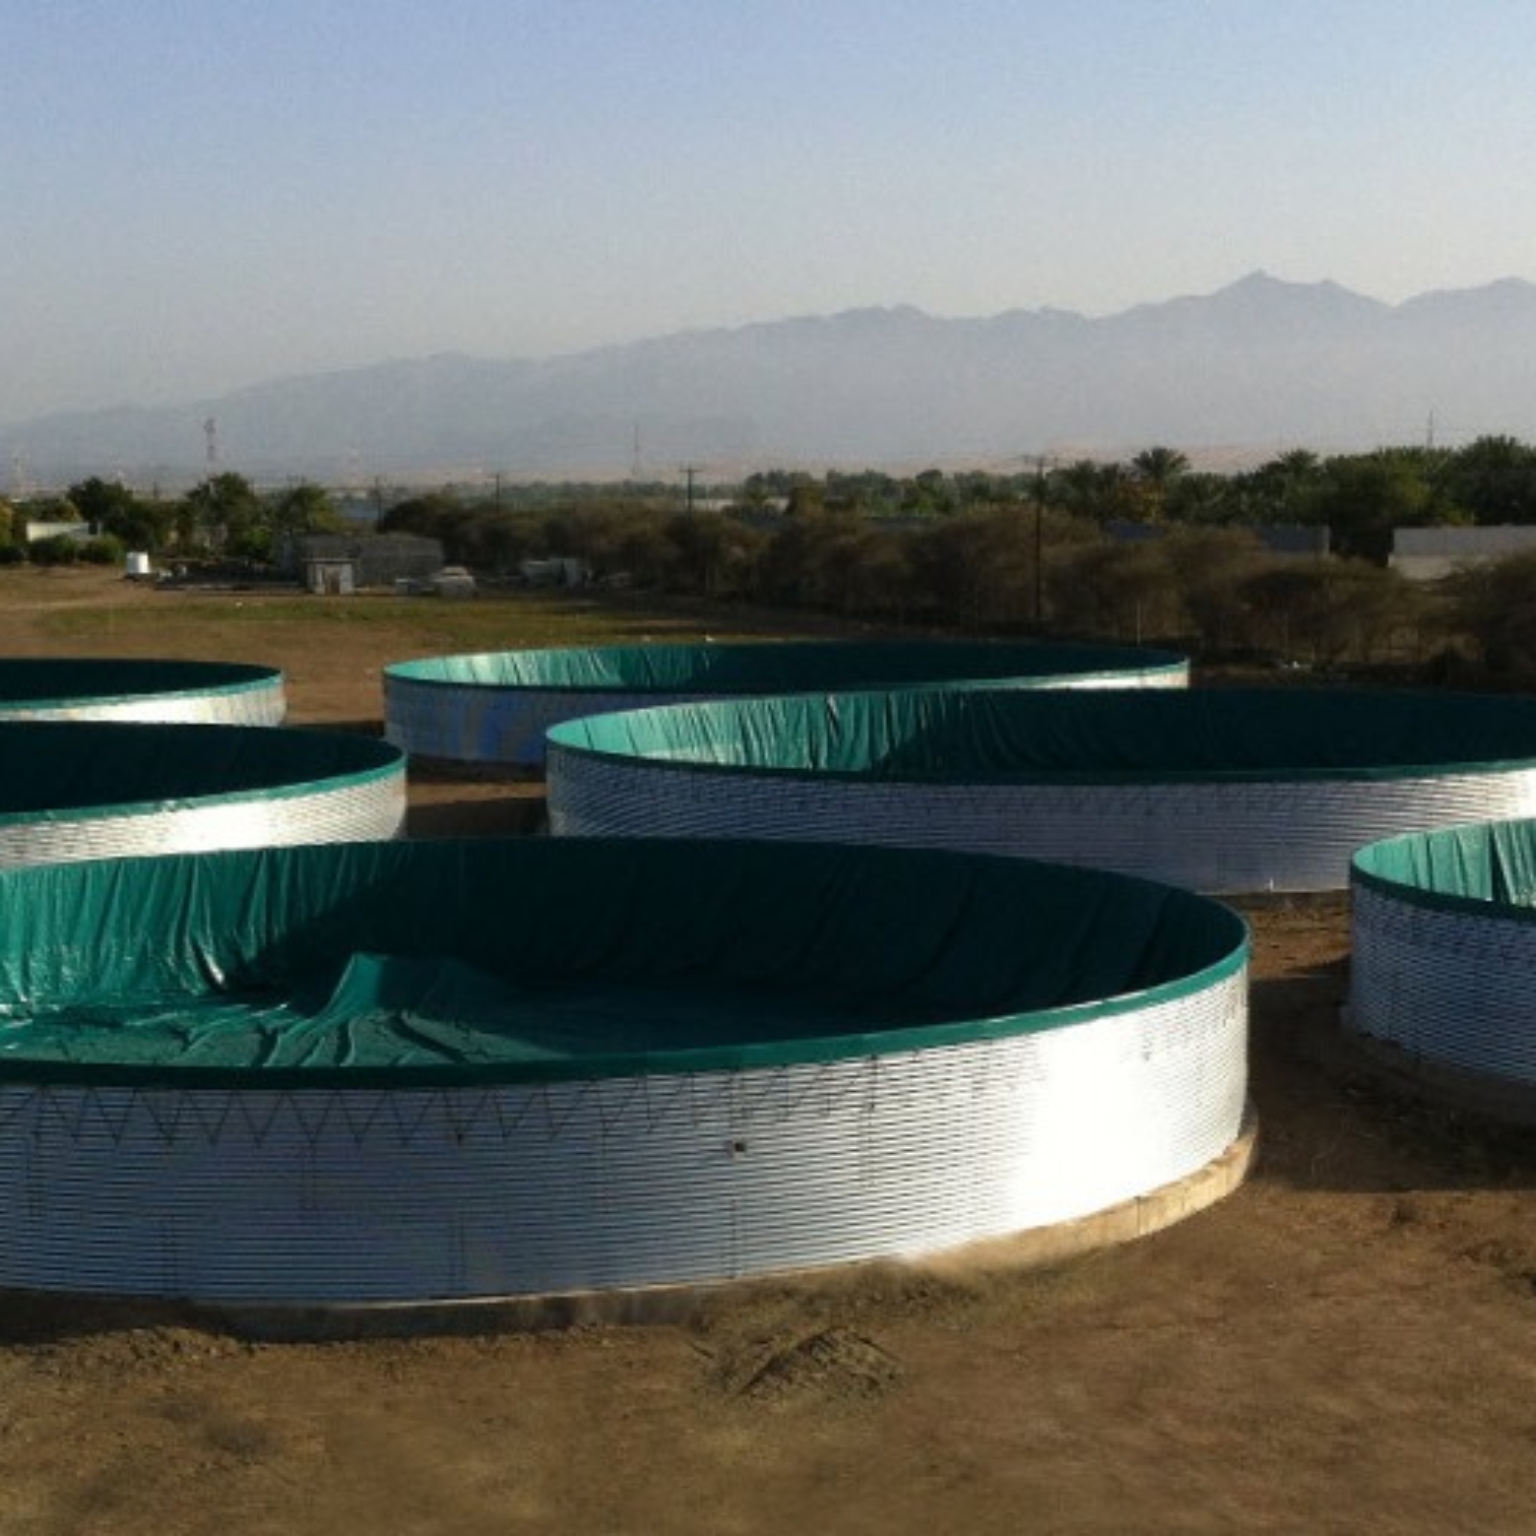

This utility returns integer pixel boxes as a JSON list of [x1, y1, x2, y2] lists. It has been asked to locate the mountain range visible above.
[[8, 272, 1536, 485]]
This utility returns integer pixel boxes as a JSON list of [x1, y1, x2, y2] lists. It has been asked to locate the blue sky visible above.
[[4, 0, 1536, 422]]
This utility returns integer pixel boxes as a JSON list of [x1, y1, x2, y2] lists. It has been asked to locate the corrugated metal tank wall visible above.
[[0, 660, 286, 726], [0, 722, 404, 866], [549, 747, 1536, 894], [0, 966, 1245, 1303], [547, 688, 1536, 894], [0, 838, 1248, 1305], [1350, 822, 1536, 1091]]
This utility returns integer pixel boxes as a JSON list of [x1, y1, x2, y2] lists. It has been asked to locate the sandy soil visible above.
[[0, 570, 1534, 1534]]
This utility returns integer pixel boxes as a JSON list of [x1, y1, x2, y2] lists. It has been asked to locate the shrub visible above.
[[26, 535, 78, 566], [77, 535, 126, 566]]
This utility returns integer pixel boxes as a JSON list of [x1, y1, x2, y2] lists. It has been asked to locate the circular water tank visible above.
[[0, 837, 1249, 1310], [383, 640, 1188, 769], [547, 686, 1536, 893], [0, 720, 403, 865], [0, 658, 285, 725], [1350, 818, 1536, 1112]]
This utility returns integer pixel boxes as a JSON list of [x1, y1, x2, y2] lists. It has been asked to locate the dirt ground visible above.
[[1, 570, 1535, 1533]]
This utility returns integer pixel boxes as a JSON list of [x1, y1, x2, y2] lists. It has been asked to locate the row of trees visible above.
[[382, 433, 1536, 577], [384, 489, 1535, 675], [365, 438, 1536, 674], [0, 474, 346, 563], [12, 434, 1536, 566], [740, 435, 1536, 561], [8, 439, 1536, 674]]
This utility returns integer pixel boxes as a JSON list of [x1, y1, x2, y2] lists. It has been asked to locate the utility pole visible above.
[[682, 464, 698, 514], [1032, 455, 1051, 630]]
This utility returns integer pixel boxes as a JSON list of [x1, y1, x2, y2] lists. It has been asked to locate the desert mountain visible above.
[[8, 272, 1536, 483]]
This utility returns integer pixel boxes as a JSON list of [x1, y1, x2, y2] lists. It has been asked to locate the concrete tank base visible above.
[[83, 1107, 1257, 1343]]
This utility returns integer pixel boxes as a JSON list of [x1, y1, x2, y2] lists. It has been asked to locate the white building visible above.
[[1390, 525, 1536, 581]]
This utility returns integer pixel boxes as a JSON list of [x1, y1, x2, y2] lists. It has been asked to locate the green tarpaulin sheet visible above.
[[0, 658, 275, 707], [550, 687, 1536, 783], [0, 720, 397, 819], [387, 640, 1185, 694], [1355, 818, 1536, 910], [0, 839, 1246, 1086]]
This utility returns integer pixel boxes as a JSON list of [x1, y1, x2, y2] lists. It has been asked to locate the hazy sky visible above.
[[4, 0, 1536, 423]]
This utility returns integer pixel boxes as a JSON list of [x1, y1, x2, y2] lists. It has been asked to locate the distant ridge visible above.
[[7, 273, 1536, 484]]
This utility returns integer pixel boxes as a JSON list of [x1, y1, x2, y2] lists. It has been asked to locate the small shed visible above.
[[305, 558, 356, 596], [287, 533, 445, 589]]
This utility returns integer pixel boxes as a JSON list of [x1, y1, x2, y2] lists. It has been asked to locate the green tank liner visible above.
[[0, 720, 404, 865], [0, 658, 285, 725], [382, 639, 1188, 768], [1350, 818, 1536, 1103], [546, 686, 1536, 892], [0, 838, 1249, 1304]]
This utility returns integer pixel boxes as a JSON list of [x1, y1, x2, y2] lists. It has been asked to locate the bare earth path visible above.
[[0, 569, 1533, 1533]]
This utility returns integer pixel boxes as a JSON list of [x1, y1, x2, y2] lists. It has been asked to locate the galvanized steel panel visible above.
[[0, 686, 287, 727], [9, 785, 406, 867], [1350, 880, 1536, 1084], [0, 663, 285, 726], [0, 684, 287, 727], [0, 967, 1245, 1303], [548, 748, 1536, 894], [0, 771, 405, 867]]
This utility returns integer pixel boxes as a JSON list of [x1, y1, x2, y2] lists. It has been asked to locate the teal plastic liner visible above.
[[0, 720, 399, 822], [1354, 818, 1536, 912], [386, 640, 1188, 695], [0, 838, 1247, 1086], [0, 659, 279, 711], [549, 686, 1536, 784]]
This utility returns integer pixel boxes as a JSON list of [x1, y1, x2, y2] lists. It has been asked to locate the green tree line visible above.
[[367, 437, 1536, 676], [0, 473, 346, 565], [8, 437, 1536, 675]]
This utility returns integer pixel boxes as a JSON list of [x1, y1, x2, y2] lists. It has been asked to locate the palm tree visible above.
[[1130, 446, 1191, 489]]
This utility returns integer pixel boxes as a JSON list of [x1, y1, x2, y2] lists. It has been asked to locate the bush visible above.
[[77, 535, 125, 566], [26, 535, 78, 565]]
